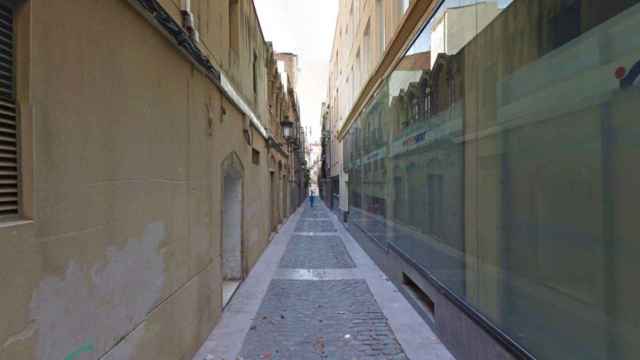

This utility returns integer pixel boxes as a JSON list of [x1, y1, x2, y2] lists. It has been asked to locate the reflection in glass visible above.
[[344, 0, 640, 358]]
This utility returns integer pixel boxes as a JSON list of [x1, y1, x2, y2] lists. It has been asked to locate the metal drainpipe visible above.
[[180, 0, 199, 44]]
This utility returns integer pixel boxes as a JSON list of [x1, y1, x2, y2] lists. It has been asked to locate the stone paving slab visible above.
[[273, 268, 359, 280], [301, 208, 331, 219], [238, 279, 408, 360], [295, 219, 337, 233], [279, 235, 355, 269]]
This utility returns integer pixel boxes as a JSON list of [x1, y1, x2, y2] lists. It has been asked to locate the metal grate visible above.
[[0, 3, 13, 99], [0, 2, 18, 217]]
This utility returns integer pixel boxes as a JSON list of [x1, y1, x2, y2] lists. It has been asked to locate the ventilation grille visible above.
[[0, 3, 18, 217], [0, 3, 13, 99], [403, 273, 435, 321]]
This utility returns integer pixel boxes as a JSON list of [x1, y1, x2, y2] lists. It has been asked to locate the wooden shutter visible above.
[[0, 2, 18, 217]]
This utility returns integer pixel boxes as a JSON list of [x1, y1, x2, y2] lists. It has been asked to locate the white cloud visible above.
[[254, 0, 339, 143]]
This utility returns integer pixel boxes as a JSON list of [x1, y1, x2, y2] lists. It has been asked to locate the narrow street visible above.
[[194, 201, 453, 360], [2, 1, 638, 359]]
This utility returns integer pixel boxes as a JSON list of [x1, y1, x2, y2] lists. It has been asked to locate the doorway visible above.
[[222, 153, 244, 307], [270, 171, 276, 232], [281, 174, 287, 218]]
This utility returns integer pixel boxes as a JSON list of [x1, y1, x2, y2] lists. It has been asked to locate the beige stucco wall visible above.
[[154, 0, 270, 130], [0, 0, 289, 359]]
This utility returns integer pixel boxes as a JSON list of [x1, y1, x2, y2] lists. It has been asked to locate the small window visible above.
[[355, 49, 360, 89], [228, 0, 239, 54], [252, 148, 260, 165], [376, 0, 385, 56], [363, 19, 370, 76], [549, 0, 581, 50], [253, 51, 258, 95], [0, 2, 18, 218]]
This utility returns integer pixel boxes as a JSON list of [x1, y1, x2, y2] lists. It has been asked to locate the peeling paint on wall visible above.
[[2, 321, 36, 349], [30, 222, 166, 359]]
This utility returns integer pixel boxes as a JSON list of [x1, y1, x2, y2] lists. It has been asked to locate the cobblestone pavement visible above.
[[239, 280, 407, 360], [295, 219, 337, 233], [279, 235, 355, 269], [193, 202, 454, 360], [301, 208, 331, 219], [240, 205, 406, 360]]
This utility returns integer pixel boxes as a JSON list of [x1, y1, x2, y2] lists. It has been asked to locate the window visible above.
[[252, 148, 260, 165], [228, 0, 239, 54], [355, 49, 361, 90], [349, 2, 354, 26], [345, 21, 349, 47], [0, 2, 18, 218], [252, 50, 258, 95], [354, 0, 359, 29], [411, 98, 419, 123], [345, 75, 350, 111], [335, 89, 339, 142], [549, 0, 581, 50], [424, 87, 431, 120], [427, 174, 444, 238], [363, 19, 371, 78], [376, 0, 385, 56], [350, 66, 355, 106]]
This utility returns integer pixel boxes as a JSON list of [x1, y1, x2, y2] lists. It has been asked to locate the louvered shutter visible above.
[[0, 2, 18, 217]]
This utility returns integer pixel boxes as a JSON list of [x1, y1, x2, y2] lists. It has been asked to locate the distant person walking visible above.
[[309, 190, 315, 208]]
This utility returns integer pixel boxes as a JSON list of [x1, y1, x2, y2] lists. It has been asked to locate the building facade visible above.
[[319, 102, 330, 204], [273, 52, 308, 211], [331, 0, 640, 359], [323, 0, 415, 215], [0, 0, 305, 359]]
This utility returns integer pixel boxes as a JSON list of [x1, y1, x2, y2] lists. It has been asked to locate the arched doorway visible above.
[[221, 152, 244, 307]]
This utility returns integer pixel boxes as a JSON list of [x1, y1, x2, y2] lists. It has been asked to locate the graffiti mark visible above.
[[64, 342, 94, 360]]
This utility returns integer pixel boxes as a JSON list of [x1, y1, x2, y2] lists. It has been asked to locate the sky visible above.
[[254, 0, 339, 145]]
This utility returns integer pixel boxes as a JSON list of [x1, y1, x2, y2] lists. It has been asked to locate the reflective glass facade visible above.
[[343, 0, 640, 358]]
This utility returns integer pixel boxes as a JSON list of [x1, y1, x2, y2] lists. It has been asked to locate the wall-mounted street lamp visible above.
[[281, 117, 294, 141]]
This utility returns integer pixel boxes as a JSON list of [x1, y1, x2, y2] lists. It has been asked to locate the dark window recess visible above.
[[252, 148, 260, 165], [427, 174, 444, 238], [403, 273, 435, 321], [228, 0, 239, 53], [0, 2, 18, 218], [549, 0, 581, 50], [253, 51, 258, 95]]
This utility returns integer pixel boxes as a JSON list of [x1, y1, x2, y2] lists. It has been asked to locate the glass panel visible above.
[[344, 0, 640, 358]]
